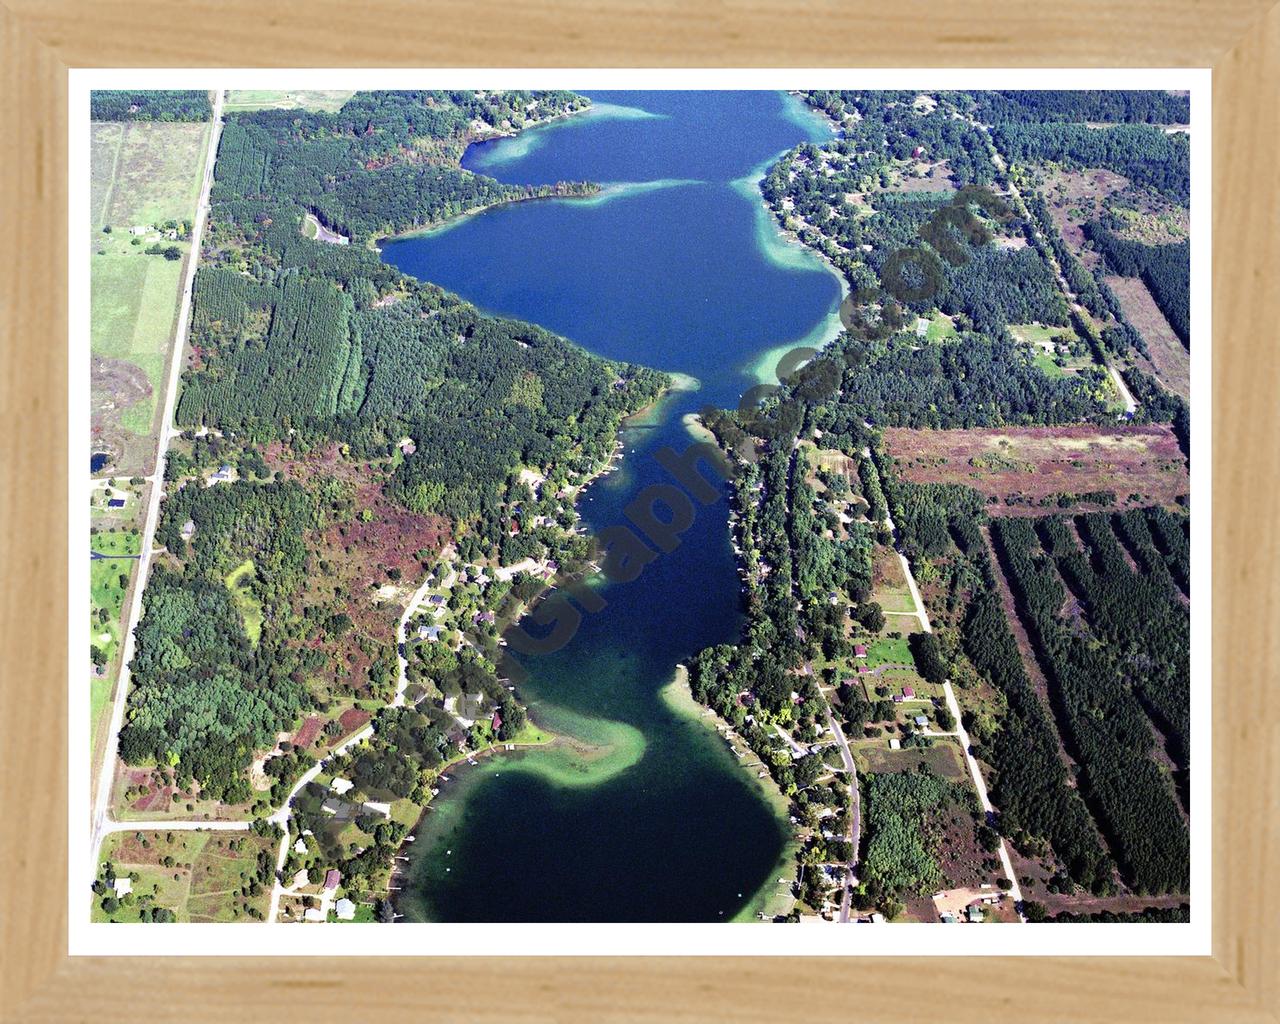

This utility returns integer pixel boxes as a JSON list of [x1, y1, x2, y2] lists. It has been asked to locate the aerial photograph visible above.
[[85, 85, 1193, 931]]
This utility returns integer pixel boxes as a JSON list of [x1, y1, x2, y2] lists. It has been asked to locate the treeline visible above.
[[1085, 222, 1190, 347], [91, 90, 211, 122], [964, 90, 1189, 126], [992, 516, 1189, 894], [992, 123, 1190, 201]]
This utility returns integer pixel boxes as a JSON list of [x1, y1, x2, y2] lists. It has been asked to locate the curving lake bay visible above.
[[381, 90, 842, 922]]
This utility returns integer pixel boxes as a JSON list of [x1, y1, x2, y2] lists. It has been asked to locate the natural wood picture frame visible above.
[[1, 1, 1276, 1019]]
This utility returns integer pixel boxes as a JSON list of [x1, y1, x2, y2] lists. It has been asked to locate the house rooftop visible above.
[[324, 869, 341, 890]]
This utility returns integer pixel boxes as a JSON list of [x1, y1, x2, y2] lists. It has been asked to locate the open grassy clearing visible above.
[[1105, 275, 1191, 401], [225, 90, 355, 113], [224, 558, 264, 646], [1008, 322, 1098, 380], [95, 121, 210, 230], [869, 545, 918, 615], [90, 529, 140, 668], [884, 425, 1189, 513]]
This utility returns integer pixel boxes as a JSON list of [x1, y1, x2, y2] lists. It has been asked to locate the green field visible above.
[[91, 119, 209, 451], [225, 559, 264, 646], [93, 121, 210, 230], [92, 830, 274, 923], [90, 250, 181, 393], [225, 90, 355, 113]]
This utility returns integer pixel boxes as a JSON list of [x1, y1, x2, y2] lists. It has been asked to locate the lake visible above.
[[381, 91, 842, 922]]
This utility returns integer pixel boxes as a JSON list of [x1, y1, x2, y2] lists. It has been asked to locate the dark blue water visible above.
[[382, 91, 840, 922]]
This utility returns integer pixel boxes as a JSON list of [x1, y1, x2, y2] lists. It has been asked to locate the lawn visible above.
[[922, 312, 958, 343], [866, 635, 915, 667], [90, 529, 141, 667], [225, 559, 264, 646]]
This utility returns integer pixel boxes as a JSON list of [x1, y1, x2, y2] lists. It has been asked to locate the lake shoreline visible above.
[[380, 90, 846, 923], [660, 666, 799, 921]]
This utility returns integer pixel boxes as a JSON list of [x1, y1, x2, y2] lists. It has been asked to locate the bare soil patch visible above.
[[91, 354, 155, 475]]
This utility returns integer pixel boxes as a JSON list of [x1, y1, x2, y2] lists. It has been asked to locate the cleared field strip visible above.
[[884, 424, 1188, 512], [1106, 274, 1191, 401]]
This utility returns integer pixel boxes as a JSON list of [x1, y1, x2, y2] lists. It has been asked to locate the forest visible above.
[[90, 90, 212, 122], [992, 123, 1190, 201], [991, 515, 1189, 894], [119, 90, 669, 810], [962, 90, 1189, 126], [881, 477, 1116, 893], [210, 91, 594, 242], [182, 91, 668, 542]]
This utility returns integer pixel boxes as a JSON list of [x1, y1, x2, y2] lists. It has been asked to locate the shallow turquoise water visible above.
[[383, 91, 840, 922]]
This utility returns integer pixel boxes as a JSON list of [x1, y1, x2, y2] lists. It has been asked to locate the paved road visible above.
[[102, 818, 251, 835], [88, 89, 225, 880]]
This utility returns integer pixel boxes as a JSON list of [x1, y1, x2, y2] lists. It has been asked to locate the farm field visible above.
[[1106, 275, 1191, 401], [225, 90, 355, 112], [90, 119, 209, 476], [883, 424, 1188, 513]]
